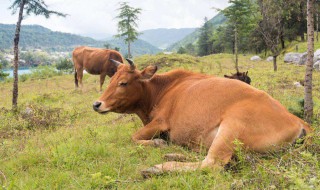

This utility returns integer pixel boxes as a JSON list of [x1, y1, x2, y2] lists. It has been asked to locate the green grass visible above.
[[0, 53, 319, 189]]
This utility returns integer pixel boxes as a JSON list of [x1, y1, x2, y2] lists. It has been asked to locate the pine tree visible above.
[[221, 0, 257, 72], [115, 2, 142, 58], [197, 17, 214, 56], [9, 0, 66, 111]]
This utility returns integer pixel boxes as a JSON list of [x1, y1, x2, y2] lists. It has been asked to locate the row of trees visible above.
[[183, 0, 314, 72]]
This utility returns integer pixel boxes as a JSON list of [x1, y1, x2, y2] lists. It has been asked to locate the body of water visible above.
[[3, 68, 32, 78]]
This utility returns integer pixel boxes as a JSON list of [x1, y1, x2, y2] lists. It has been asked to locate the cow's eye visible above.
[[119, 82, 128, 86]]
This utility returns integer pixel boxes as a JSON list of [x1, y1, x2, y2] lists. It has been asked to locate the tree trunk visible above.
[[300, 2, 306, 42], [304, 0, 315, 124], [317, 12, 319, 42], [128, 41, 131, 58], [12, 0, 26, 111], [234, 27, 239, 73], [232, 40, 235, 55], [281, 38, 285, 49], [273, 55, 277, 71], [280, 26, 285, 49]]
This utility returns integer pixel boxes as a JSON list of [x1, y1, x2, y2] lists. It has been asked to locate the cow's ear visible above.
[[140, 65, 157, 80]]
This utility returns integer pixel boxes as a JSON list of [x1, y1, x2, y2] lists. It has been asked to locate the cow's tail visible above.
[[301, 121, 312, 134], [294, 120, 312, 145], [74, 68, 78, 88]]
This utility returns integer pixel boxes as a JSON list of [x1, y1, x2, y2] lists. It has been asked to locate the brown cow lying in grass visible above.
[[224, 71, 251, 85], [93, 59, 311, 177]]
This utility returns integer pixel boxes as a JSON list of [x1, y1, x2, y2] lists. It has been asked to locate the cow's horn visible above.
[[126, 58, 135, 70], [110, 59, 122, 67]]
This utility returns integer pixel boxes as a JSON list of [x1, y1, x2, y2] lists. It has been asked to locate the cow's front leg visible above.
[[132, 121, 168, 147]]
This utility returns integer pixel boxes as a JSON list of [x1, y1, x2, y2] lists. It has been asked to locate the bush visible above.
[[19, 74, 29, 82], [0, 104, 65, 138], [56, 58, 73, 74], [29, 65, 60, 79], [0, 63, 9, 80]]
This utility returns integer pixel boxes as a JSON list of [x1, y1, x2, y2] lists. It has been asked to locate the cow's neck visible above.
[[134, 70, 192, 125]]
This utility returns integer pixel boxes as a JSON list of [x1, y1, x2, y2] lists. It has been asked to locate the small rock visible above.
[[293, 81, 302, 88], [313, 49, 320, 62], [284, 52, 307, 65], [25, 107, 33, 115], [141, 167, 163, 178], [153, 139, 167, 147], [250, 55, 262, 61], [164, 153, 187, 161], [266, 56, 273, 62], [314, 60, 320, 70]]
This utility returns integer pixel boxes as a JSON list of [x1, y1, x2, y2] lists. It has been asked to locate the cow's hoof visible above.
[[153, 139, 167, 147], [164, 153, 187, 162], [141, 166, 163, 178]]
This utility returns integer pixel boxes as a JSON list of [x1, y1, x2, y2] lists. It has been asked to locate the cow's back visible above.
[[73, 46, 123, 76], [155, 77, 307, 151], [85, 49, 123, 76]]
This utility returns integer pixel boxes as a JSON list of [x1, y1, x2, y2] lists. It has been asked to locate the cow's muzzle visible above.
[[93, 101, 110, 114], [93, 101, 102, 111]]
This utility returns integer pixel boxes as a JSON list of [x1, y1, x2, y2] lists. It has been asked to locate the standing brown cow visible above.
[[93, 59, 311, 177], [72, 46, 124, 91]]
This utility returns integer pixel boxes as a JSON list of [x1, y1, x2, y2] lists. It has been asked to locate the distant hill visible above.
[[139, 28, 196, 49], [166, 13, 227, 51], [107, 38, 161, 56], [0, 24, 160, 56], [0, 24, 102, 51]]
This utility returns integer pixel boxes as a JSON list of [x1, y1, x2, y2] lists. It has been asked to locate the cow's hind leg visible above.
[[99, 73, 107, 92], [74, 68, 79, 88], [141, 120, 238, 178], [76, 68, 83, 89]]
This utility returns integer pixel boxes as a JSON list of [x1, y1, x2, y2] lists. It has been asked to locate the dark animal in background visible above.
[[224, 71, 251, 85], [72, 46, 124, 91]]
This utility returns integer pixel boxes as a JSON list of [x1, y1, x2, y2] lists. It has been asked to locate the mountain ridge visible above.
[[139, 28, 196, 49], [0, 24, 160, 56], [166, 13, 227, 51]]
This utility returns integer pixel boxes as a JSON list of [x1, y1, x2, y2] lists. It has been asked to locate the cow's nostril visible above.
[[93, 101, 102, 111]]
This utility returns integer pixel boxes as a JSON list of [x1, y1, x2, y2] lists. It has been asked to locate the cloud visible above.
[[0, 0, 229, 38]]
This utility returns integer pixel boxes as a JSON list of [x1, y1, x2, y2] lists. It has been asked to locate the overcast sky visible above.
[[0, 0, 229, 39]]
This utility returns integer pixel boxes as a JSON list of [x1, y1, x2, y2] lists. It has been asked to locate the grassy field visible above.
[[0, 53, 319, 189]]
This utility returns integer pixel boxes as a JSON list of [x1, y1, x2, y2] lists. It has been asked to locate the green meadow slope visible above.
[[0, 53, 319, 189]]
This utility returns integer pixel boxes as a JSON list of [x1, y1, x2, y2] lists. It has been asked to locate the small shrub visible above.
[[0, 104, 65, 137], [29, 65, 60, 79], [56, 58, 73, 74], [19, 74, 29, 82], [21, 104, 63, 129], [0, 63, 9, 80]]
